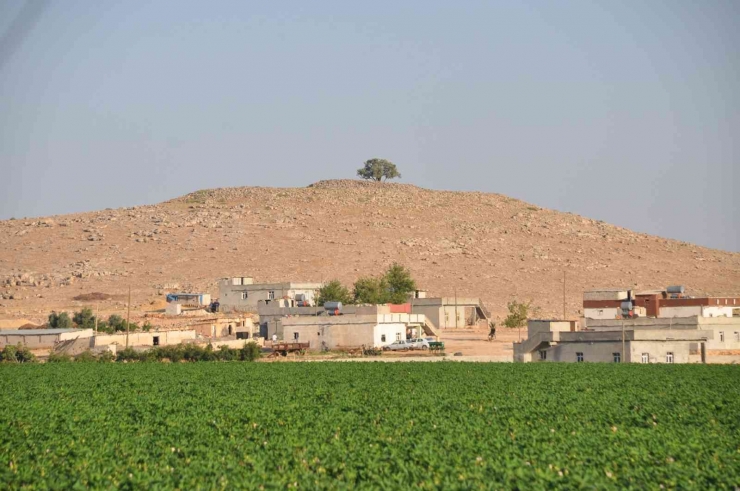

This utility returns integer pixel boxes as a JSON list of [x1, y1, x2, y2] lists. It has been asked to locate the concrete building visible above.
[[280, 312, 436, 351], [408, 297, 491, 329], [165, 292, 211, 307], [0, 328, 93, 350], [188, 317, 256, 339], [514, 319, 713, 363], [92, 329, 196, 348], [218, 277, 322, 312], [583, 287, 740, 320]]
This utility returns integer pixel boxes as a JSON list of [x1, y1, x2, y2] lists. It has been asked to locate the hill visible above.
[[1, 179, 738, 323]]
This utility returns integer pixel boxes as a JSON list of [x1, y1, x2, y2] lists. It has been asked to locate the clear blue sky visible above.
[[1, 0, 738, 251]]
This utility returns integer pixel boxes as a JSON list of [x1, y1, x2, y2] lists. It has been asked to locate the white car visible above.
[[407, 338, 430, 350], [383, 340, 411, 351], [384, 339, 429, 351]]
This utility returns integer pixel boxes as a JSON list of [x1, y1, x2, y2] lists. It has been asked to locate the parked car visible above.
[[407, 338, 430, 350], [383, 340, 411, 351]]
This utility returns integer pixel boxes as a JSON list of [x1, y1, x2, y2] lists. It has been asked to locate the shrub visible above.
[[47, 352, 73, 363], [74, 350, 97, 362], [48, 311, 72, 329], [72, 308, 96, 329], [240, 342, 262, 362], [2, 344, 37, 363], [116, 347, 140, 362]]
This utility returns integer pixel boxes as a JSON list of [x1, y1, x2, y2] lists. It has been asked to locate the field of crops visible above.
[[1, 363, 738, 489]]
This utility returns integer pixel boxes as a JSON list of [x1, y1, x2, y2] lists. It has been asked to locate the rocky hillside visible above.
[[1, 180, 738, 323]]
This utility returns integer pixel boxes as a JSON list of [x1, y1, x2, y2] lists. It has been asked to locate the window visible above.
[[381, 334, 386, 342], [396, 332, 402, 341], [293, 332, 299, 340], [241, 292, 248, 300], [153, 336, 160, 346], [719, 331, 724, 342], [576, 352, 584, 362], [539, 350, 547, 361], [613, 352, 621, 363], [666, 352, 674, 363], [641, 353, 649, 364], [268, 291, 275, 300], [734, 332, 739, 342]]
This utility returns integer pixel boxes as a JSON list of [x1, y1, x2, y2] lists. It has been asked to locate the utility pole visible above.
[[94, 303, 99, 334], [562, 270, 566, 320], [621, 320, 625, 363], [126, 285, 131, 348]]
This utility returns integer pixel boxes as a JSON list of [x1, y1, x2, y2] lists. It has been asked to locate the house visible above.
[[280, 311, 437, 351], [0, 328, 93, 351], [513, 318, 713, 363], [92, 329, 197, 348], [409, 296, 491, 329], [583, 287, 740, 319], [165, 292, 211, 307], [218, 277, 322, 312], [188, 316, 256, 339]]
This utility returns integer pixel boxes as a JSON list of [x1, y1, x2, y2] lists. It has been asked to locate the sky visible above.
[[0, 0, 738, 251]]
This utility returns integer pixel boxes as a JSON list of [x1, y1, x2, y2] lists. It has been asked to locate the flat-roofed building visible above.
[[218, 277, 322, 312]]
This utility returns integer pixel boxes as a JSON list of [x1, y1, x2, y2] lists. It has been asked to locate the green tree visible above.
[[353, 276, 389, 304], [503, 300, 537, 328], [356, 158, 401, 182], [48, 311, 72, 329], [73, 308, 96, 329], [316, 280, 353, 306], [384, 263, 416, 304]]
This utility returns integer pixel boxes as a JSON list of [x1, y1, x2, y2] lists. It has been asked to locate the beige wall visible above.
[[93, 330, 196, 347], [0, 329, 93, 349]]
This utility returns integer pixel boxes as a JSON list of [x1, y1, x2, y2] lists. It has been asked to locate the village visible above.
[[1, 273, 738, 364]]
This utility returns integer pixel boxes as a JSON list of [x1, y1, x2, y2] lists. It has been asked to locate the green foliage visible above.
[[112, 342, 262, 363], [142, 321, 153, 332], [72, 308, 96, 329], [239, 342, 262, 361], [1, 344, 36, 363], [352, 276, 389, 304], [356, 158, 401, 181], [48, 311, 72, 329], [46, 352, 73, 363], [384, 262, 416, 304], [0, 364, 738, 488], [316, 280, 353, 306], [107, 314, 138, 332], [74, 350, 97, 362], [503, 299, 536, 328], [353, 263, 416, 305]]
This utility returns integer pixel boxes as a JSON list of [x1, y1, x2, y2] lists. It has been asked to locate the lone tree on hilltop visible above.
[[357, 158, 401, 182]]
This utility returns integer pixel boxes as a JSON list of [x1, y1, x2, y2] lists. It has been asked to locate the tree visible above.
[[48, 311, 72, 329], [384, 263, 416, 304], [353, 276, 389, 305], [316, 280, 353, 306], [502, 300, 537, 328], [73, 308, 96, 329], [357, 158, 401, 182]]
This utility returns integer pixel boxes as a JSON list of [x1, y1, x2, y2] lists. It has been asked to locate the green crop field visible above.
[[1, 363, 738, 489]]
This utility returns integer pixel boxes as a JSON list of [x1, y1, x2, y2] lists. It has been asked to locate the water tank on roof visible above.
[[666, 285, 685, 294], [621, 301, 633, 311], [324, 301, 342, 311]]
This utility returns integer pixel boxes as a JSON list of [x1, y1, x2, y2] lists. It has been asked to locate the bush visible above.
[[72, 309, 96, 329], [217, 345, 238, 361], [97, 350, 115, 363], [48, 312, 72, 329], [2, 344, 36, 363], [117, 347, 141, 362], [240, 342, 262, 362], [74, 350, 97, 362], [47, 352, 72, 363], [317, 280, 353, 306]]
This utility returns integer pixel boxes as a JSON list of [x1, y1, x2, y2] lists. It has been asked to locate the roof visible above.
[[0, 328, 81, 335]]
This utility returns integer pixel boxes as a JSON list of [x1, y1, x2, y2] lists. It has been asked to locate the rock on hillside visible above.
[[1, 180, 738, 322]]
